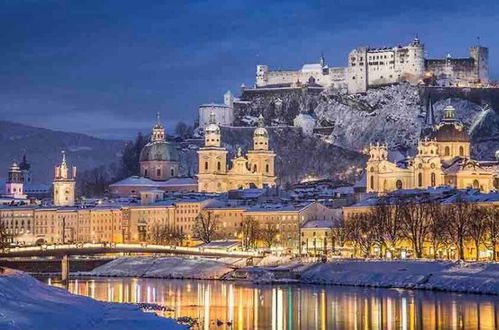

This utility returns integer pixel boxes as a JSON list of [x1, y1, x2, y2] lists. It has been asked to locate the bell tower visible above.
[[197, 112, 228, 192], [53, 151, 76, 207], [247, 114, 276, 184], [5, 162, 26, 199], [152, 112, 166, 142]]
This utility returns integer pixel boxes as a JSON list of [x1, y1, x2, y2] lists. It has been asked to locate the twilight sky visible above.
[[0, 0, 498, 140]]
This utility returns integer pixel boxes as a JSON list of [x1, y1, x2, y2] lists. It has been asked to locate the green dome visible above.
[[139, 141, 180, 162]]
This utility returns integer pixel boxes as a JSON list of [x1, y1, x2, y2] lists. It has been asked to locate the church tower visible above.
[[5, 162, 26, 199], [53, 151, 76, 207], [197, 112, 228, 192], [247, 114, 276, 185]]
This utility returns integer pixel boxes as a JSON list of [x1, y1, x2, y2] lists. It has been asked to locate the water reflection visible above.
[[45, 277, 499, 330]]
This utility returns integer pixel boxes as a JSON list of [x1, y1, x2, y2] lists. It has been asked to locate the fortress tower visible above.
[[53, 151, 76, 207], [469, 46, 489, 84]]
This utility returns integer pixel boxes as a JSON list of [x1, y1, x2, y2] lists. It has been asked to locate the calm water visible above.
[[44, 277, 499, 330]]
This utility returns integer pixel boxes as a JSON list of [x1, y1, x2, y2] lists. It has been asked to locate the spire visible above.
[[156, 112, 160, 125], [320, 53, 325, 67], [257, 114, 265, 127], [151, 112, 165, 142], [61, 150, 67, 168], [425, 96, 435, 126]]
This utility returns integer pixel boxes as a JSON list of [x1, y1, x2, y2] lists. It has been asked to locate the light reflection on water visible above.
[[44, 277, 499, 330]]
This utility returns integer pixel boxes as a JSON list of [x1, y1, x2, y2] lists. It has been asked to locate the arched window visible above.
[[396, 180, 403, 190], [473, 180, 480, 189], [370, 176, 374, 190], [156, 169, 161, 177], [459, 146, 464, 157], [431, 173, 436, 187], [253, 164, 257, 172], [171, 168, 174, 176], [204, 162, 208, 170], [265, 164, 269, 173], [444, 146, 450, 156], [418, 173, 423, 187], [144, 169, 148, 177], [217, 162, 221, 171]]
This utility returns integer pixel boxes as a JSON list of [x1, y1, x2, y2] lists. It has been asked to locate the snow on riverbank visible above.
[[301, 260, 499, 295], [81, 257, 233, 279], [0, 268, 186, 330]]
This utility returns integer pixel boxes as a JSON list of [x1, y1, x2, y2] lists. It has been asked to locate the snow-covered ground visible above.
[[0, 268, 186, 330], [81, 257, 234, 279], [301, 260, 499, 295]]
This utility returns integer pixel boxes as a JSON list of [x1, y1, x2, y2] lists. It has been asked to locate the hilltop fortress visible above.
[[255, 38, 489, 93]]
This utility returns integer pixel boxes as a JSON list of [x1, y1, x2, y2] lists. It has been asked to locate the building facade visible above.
[[255, 38, 489, 94], [366, 106, 498, 193], [198, 91, 235, 129], [197, 113, 277, 193]]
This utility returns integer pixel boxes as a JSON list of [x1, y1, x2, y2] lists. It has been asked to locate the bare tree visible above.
[[427, 203, 450, 259], [259, 223, 279, 248], [371, 198, 404, 257], [193, 211, 220, 243], [345, 213, 376, 258], [468, 206, 488, 261], [400, 196, 432, 259], [148, 224, 186, 246], [484, 206, 499, 261], [0, 222, 14, 249], [241, 216, 259, 251], [446, 195, 472, 260]]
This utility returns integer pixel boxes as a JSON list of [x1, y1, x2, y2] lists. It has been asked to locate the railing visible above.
[[0, 243, 262, 258]]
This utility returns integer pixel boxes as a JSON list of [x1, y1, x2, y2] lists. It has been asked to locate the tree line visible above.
[[343, 195, 499, 261]]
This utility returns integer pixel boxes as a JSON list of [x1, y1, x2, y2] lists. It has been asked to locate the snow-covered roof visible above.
[[199, 103, 231, 108], [301, 220, 333, 229], [110, 176, 197, 187], [301, 63, 322, 72]]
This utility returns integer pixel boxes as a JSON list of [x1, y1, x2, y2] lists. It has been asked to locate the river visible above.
[[43, 277, 498, 329]]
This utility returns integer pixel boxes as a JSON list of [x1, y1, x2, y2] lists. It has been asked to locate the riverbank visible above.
[[80, 257, 499, 295], [0, 268, 186, 329]]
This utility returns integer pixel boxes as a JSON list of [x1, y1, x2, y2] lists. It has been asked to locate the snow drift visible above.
[[82, 257, 234, 279], [301, 260, 499, 295], [0, 268, 185, 330]]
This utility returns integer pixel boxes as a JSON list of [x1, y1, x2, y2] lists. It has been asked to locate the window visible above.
[[204, 162, 208, 170], [370, 176, 374, 190], [253, 164, 257, 172], [171, 168, 174, 176], [266, 164, 269, 173], [473, 180, 480, 190], [418, 173, 423, 187], [459, 146, 464, 157], [144, 169, 148, 177], [217, 162, 221, 171], [431, 173, 436, 187], [157, 169, 161, 177], [396, 180, 403, 190], [444, 146, 450, 156]]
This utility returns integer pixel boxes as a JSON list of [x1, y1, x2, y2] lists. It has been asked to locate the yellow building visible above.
[[366, 106, 497, 193], [53, 151, 76, 207], [197, 113, 276, 193]]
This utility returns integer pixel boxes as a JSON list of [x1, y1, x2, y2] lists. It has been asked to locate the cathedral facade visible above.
[[197, 113, 276, 193], [366, 106, 498, 193]]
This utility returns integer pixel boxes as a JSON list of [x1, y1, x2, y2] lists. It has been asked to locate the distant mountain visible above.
[[0, 121, 126, 184]]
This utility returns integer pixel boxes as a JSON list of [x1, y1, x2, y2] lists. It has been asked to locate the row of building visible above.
[[0, 195, 339, 255]]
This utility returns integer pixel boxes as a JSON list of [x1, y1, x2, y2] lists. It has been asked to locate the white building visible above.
[[198, 91, 235, 129], [293, 113, 317, 136], [255, 38, 489, 94], [53, 151, 76, 207]]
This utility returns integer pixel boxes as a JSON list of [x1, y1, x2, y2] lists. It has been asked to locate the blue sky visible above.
[[0, 0, 497, 139]]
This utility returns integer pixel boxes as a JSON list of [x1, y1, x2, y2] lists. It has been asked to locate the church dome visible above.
[[139, 141, 179, 162], [428, 123, 470, 142], [205, 123, 220, 135], [427, 105, 470, 142]]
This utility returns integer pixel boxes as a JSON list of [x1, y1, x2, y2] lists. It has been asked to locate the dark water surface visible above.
[[43, 277, 499, 329]]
